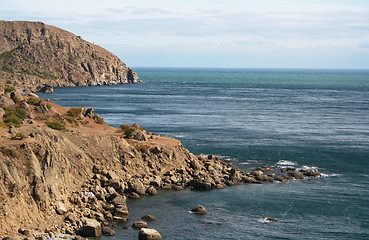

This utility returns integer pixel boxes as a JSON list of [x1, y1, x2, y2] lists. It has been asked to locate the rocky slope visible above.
[[0, 21, 140, 92], [0, 92, 321, 239]]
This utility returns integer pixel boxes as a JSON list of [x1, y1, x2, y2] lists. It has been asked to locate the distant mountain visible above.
[[0, 21, 140, 92]]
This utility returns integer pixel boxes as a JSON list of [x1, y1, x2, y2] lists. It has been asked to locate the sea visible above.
[[38, 68, 369, 239]]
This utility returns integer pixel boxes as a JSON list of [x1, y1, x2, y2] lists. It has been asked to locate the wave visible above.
[[276, 160, 297, 166]]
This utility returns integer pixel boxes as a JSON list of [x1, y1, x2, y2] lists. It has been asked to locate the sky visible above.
[[1, 0, 369, 69]]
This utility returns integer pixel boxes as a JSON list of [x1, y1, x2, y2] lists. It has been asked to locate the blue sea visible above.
[[39, 68, 369, 239]]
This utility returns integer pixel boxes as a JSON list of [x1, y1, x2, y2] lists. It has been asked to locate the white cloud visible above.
[[1, 0, 369, 68]]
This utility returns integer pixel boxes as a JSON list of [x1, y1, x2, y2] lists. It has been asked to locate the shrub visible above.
[[2, 65, 14, 74], [1, 148, 19, 158], [62, 115, 79, 126], [27, 97, 39, 105], [95, 116, 105, 124], [67, 107, 82, 118], [46, 120, 67, 131], [3, 117, 20, 127], [12, 132, 26, 140], [2, 107, 27, 127], [6, 80, 12, 84], [4, 86, 15, 93], [46, 104, 52, 110], [124, 127, 137, 136]]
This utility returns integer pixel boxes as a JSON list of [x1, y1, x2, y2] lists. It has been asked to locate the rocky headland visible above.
[[0, 21, 141, 93], [0, 21, 322, 239]]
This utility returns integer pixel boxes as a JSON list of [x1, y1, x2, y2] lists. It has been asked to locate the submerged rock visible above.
[[141, 215, 158, 221]]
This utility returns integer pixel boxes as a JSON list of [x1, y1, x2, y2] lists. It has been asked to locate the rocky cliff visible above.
[[0, 21, 140, 92]]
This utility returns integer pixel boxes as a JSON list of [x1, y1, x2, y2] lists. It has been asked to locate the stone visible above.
[[191, 205, 207, 214], [0, 108, 5, 118], [146, 186, 158, 195], [38, 85, 54, 93], [0, 95, 14, 107], [291, 171, 304, 179], [10, 92, 23, 103], [138, 228, 162, 240], [128, 179, 146, 195], [132, 221, 148, 229], [28, 93, 39, 99], [84, 108, 95, 118], [111, 194, 126, 207], [141, 214, 158, 221], [80, 219, 102, 237], [114, 206, 129, 218], [102, 227, 116, 236], [19, 101, 31, 111], [55, 201, 67, 215], [188, 179, 212, 190]]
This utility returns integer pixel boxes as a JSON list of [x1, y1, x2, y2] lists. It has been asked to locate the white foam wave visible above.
[[257, 217, 279, 223], [301, 166, 318, 171], [320, 173, 342, 177], [276, 160, 297, 166]]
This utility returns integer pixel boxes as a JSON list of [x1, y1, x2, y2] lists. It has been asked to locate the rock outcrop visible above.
[[0, 21, 141, 93]]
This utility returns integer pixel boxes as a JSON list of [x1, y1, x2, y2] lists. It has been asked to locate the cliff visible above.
[[0, 21, 140, 92]]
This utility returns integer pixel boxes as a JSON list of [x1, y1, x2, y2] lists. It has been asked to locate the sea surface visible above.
[[39, 68, 369, 239]]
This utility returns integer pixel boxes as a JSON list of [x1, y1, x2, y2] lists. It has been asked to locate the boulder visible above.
[[141, 215, 158, 221], [191, 205, 207, 214], [55, 201, 67, 215], [146, 186, 158, 195], [19, 101, 31, 111], [138, 228, 162, 240], [111, 195, 126, 207], [38, 85, 54, 93], [291, 171, 304, 179], [128, 179, 146, 195], [132, 221, 148, 229], [102, 227, 116, 236], [0, 95, 14, 107], [80, 219, 102, 237], [28, 93, 39, 99], [85, 108, 95, 118], [0, 108, 5, 118], [188, 179, 212, 190], [10, 92, 23, 103]]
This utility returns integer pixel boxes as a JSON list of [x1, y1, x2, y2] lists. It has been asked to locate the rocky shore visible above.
[[0, 91, 322, 239]]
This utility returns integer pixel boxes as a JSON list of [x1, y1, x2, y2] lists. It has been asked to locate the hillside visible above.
[[0, 21, 140, 92]]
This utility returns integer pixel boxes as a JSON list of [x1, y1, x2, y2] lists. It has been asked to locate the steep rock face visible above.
[[0, 21, 141, 92]]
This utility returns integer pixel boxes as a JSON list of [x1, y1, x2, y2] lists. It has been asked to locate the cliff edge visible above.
[[0, 21, 140, 92]]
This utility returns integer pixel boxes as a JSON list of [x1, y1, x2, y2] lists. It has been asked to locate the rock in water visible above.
[[138, 228, 162, 240], [80, 219, 102, 237], [102, 227, 116, 236], [132, 221, 148, 229], [191, 205, 207, 214], [141, 214, 158, 221]]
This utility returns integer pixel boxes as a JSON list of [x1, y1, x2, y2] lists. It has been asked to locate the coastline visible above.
[[0, 89, 322, 239]]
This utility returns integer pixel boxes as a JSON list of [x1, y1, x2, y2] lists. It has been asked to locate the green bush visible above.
[[124, 127, 137, 136], [62, 115, 79, 126], [13, 132, 26, 140], [4, 86, 15, 93], [67, 107, 82, 118], [1, 148, 19, 158], [46, 120, 67, 131], [27, 97, 39, 105], [2, 107, 27, 127], [2, 65, 14, 74], [6, 80, 12, 84]]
